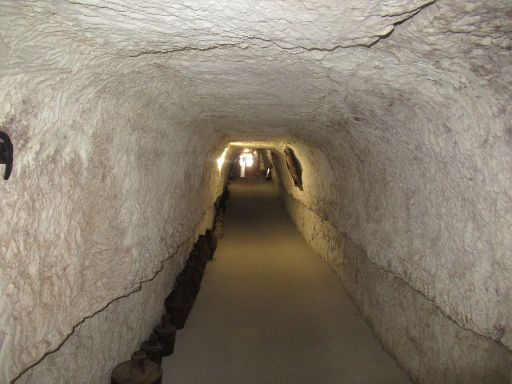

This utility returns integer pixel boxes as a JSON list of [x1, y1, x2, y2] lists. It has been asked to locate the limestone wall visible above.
[[273, 157, 511, 381], [0, 72, 231, 382], [1, 0, 510, 382]]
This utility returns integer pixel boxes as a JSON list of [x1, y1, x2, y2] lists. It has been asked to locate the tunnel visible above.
[[0, 1, 511, 383]]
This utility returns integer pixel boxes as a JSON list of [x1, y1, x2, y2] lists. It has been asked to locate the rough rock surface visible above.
[[0, 0, 511, 383], [272, 147, 512, 382]]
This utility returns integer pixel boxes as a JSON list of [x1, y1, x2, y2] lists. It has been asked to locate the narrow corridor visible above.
[[162, 178, 411, 383]]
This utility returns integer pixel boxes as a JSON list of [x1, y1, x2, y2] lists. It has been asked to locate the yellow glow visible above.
[[216, 148, 228, 172], [243, 148, 251, 153]]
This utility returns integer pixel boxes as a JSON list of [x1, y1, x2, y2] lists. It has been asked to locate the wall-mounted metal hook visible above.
[[0, 131, 13, 180]]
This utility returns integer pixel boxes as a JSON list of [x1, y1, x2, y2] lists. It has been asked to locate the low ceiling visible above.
[[1, 1, 510, 139]]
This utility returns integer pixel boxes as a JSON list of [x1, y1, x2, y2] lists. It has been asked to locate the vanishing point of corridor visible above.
[[162, 177, 411, 383]]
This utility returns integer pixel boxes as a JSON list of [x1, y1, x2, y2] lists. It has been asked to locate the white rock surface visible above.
[[0, 0, 510, 382]]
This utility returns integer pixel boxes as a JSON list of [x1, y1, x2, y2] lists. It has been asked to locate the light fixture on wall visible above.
[[0, 131, 13, 180], [216, 147, 228, 172]]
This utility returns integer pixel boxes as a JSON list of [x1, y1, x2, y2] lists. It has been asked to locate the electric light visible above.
[[246, 154, 254, 167], [216, 147, 228, 172]]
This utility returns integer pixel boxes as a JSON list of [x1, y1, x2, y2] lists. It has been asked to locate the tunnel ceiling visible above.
[[2, 0, 510, 136]]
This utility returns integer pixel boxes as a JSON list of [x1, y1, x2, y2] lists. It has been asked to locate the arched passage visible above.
[[0, 1, 510, 383]]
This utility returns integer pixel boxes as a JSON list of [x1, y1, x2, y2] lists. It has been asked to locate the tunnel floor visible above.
[[162, 177, 411, 383]]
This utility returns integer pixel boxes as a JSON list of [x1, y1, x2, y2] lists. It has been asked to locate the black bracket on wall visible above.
[[0, 131, 13, 180]]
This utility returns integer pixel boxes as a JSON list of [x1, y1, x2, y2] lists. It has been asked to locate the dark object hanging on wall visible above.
[[284, 147, 303, 191], [140, 334, 163, 366], [111, 351, 162, 384], [0, 131, 13, 180], [153, 315, 176, 357]]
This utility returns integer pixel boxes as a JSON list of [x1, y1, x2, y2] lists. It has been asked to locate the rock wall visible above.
[[0, 0, 510, 382], [273, 153, 512, 381], [0, 71, 231, 381], [14, 204, 219, 384]]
